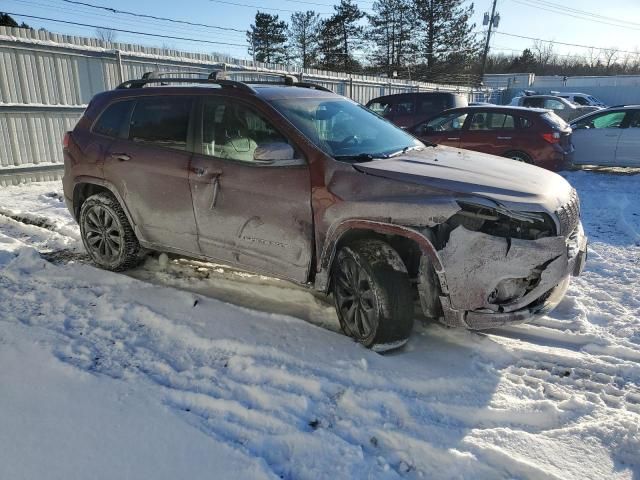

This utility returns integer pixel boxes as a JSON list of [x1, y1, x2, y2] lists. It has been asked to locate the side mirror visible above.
[[253, 142, 304, 165]]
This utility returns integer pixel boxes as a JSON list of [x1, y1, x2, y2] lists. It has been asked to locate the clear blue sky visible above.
[[2, 0, 640, 62]]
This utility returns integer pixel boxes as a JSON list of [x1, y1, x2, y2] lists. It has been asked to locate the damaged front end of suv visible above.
[[322, 146, 588, 332], [421, 190, 587, 329]]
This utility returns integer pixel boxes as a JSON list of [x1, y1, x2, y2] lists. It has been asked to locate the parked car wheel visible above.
[[332, 240, 414, 350], [80, 192, 141, 271], [505, 151, 532, 164]]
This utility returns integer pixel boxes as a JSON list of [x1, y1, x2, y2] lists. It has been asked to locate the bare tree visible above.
[[96, 28, 117, 43], [601, 47, 619, 71], [532, 40, 555, 70]]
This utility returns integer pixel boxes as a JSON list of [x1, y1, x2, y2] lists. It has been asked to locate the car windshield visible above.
[[268, 97, 424, 162]]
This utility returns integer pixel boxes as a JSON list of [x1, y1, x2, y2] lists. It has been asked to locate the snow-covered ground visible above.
[[0, 171, 638, 479]]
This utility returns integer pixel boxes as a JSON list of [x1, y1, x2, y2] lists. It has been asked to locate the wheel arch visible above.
[[72, 177, 136, 229], [315, 220, 444, 293]]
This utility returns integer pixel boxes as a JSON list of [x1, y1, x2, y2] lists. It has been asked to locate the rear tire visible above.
[[331, 240, 414, 350], [79, 192, 141, 271], [504, 151, 532, 164]]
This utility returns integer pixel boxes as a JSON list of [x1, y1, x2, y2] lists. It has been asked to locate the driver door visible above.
[[188, 95, 314, 283]]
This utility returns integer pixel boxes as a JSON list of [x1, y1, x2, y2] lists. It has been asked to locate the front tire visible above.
[[331, 240, 414, 350], [79, 192, 140, 271], [504, 151, 532, 164]]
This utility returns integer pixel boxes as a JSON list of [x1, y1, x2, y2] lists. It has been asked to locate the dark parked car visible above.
[[366, 92, 468, 128], [409, 106, 574, 171], [63, 71, 586, 350]]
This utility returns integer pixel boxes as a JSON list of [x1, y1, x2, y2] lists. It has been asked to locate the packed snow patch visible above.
[[0, 171, 639, 479]]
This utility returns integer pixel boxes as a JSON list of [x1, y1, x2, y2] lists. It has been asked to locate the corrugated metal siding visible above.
[[0, 108, 82, 167], [0, 26, 499, 184]]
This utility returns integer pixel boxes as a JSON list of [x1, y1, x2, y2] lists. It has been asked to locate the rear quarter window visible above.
[[128, 97, 193, 151], [92, 100, 134, 137]]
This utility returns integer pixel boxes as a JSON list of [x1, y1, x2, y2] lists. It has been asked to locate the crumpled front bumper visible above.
[[429, 222, 587, 329]]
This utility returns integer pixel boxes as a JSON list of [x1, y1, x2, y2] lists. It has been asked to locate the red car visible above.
[[409, 106, 574, 171]]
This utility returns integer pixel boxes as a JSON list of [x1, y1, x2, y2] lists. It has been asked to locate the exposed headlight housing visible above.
[[454, 201, 557, 240]]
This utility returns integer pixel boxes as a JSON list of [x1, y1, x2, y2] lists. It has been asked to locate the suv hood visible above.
[[354, 145, 573, 213]]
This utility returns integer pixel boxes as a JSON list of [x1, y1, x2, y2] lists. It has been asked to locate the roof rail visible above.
[[209, 69, 298, 85], [116, 71, 254, 91], [117, 69, 333, 93]]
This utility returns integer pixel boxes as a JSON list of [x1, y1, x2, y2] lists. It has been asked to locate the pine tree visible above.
[[246, 12, 288, 64], [318, 0, 365, 73], [0, 13, 29, 29], [367, 0, 417, 77], [413, 0, 479, 79], [289, 11, 322, 69]]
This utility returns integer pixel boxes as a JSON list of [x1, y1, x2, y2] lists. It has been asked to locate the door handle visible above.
[[110, 153, 130, 162], [497, 136, 512, 140], [191, 166, 206, 176], [210, 175, 220, 210], [447, 137, 460, 141]]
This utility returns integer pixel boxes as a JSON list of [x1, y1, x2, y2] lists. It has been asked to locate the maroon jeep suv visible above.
[[63, 71, 587, 351]]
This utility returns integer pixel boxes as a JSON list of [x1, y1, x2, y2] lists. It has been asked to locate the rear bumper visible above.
[[426, 222, 587, 330]]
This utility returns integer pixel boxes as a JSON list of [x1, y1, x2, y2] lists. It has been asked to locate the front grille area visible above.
[[555, 188, 581, 237]]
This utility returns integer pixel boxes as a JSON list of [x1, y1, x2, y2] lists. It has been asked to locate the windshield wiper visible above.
[[333, 153, 379, 163], [386, 145, 426, 158]]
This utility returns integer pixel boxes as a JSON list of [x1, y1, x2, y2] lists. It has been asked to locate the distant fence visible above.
[[0, 26, 500, 185]]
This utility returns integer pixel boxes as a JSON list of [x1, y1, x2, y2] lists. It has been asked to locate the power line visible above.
[[60, 0, 246, 32], [4, 0, 248, 41], [509, 0, 640, 31], [493, 31, 640, 56], [2, 12, 249, 47], [512, 0, 640, 28], [209, 0, 332, 15]]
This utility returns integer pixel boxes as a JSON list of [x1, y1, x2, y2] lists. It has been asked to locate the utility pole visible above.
[[480, 0, 500, 81]]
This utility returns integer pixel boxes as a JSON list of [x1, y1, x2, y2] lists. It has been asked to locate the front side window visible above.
[[575, 111, 626, 130], [425, 112, 468, 132], [128, 97, 192, 150], [368, 101, 392, 116], [469, 112, 515, 130], [523, 97, 544, 108], [93, 100, 134, 138], [544, 99, 566, 110], [269, 97, 423, 161], [202, 98, 288, 162]]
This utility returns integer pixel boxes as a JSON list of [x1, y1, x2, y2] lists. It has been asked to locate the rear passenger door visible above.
[[102, 95, 200, 254], [188, 95, 313, 283], [614, 110, 640, 167], [459, 111, 517, 156]]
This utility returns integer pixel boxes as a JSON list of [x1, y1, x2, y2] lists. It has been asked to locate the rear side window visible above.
[[93, 100, 133, 137], [573, 96, 588, 106], [544, 99, 566, 110], [541, 112, 568, 130], [519, 116, 533, 128], [469, 112, 515, 130], [395, 101, 415, 114], [419, 99, 446, 114], [129, 97, 193, 151]]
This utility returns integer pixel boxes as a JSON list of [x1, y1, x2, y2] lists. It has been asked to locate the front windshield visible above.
[[269, 97, 423, 161]]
